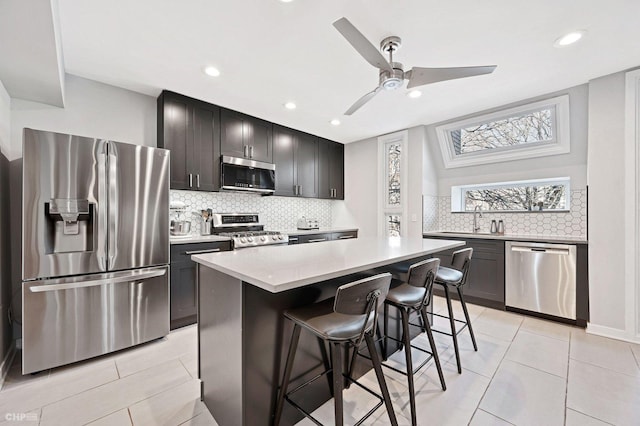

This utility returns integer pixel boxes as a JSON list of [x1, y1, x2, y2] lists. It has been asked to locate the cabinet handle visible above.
[[196, 174, 200, 188], [249, 146, 254, 158], [184, 248, 221, 255], [189, 173, 193, 188], [243, 145, 248, 158], [338, 235, 354, 239], [289, 237, 299, 242], [298, 185, 302, 195], [308, 238, 327, 243]]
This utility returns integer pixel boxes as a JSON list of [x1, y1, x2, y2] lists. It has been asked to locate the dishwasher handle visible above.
[[510, 246, 570, 255]]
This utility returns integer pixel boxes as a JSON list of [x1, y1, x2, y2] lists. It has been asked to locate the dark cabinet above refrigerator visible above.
[[157, 91, 221, 191]]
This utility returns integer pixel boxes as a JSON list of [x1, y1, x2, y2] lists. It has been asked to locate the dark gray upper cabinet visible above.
[[273, 125, 318, 197], [220, 108, 273, 163], [318, 139, 344, 200], [157, 91, 220, 191]]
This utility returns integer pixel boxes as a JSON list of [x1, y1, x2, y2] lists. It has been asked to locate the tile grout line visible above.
[[567, 356, 640, 379], [566, 408, 616, 426], [127, 407, 133, 426], [114, 360, 121, 379], [563, 331, 572, 426], [629, 345, 640, 370]]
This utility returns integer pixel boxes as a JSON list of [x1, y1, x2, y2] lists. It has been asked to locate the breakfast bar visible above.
[[192, 237, 465, 426]]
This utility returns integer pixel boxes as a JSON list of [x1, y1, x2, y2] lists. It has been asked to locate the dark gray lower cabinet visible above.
[[430, 237, 506, 309], [170, 241, 232, 329]]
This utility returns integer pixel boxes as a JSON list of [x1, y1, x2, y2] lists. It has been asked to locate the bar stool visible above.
[[433, 248, 477, 374], [381, 258, 447, 426], [273, 273, 398, 426]]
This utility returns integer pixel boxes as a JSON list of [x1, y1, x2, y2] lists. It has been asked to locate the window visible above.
[[436, 95, 570, 168], [379, 131, 408, 237], [451, 178, 571, 212]]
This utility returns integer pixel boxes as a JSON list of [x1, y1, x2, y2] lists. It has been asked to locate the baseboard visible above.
[[587, 323, 640, 344], [0, 341, 17, 389]]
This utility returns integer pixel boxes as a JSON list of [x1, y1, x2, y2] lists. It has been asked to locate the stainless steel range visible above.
[[211, 213, 288, 248]]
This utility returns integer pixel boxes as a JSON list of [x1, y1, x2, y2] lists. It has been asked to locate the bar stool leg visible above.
[[443, 284, 462, 374], [364, 333, 399, 426], [399, 308, 417, 426], [457, 287, 478, 351], [274, 324, 301, 425], [318, 337, 334, 397], [420, 307, 446, 391], [383, 303, 389, 360], [331, 342, 345, 426]]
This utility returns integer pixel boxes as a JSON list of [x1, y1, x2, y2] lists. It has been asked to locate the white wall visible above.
[[587, 71, 627, 333], [9, 74, 156, 160], [425, 84, 589, 194], [332, 126, 425, 238], [0, 79, 12, 369]]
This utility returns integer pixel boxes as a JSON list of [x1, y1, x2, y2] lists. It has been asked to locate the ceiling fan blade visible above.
[[406, 65, 497, 89], [333, 17, 393, 73], [344, 86, 382, 115]]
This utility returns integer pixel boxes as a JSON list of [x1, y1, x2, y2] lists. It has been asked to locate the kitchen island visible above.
[[192, 237, 465, 426]]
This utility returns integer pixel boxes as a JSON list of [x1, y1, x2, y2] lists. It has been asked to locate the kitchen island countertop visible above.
[[192, 236, 464, 293]]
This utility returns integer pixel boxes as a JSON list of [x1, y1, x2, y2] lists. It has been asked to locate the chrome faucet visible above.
[[473, 205, 483, 233]]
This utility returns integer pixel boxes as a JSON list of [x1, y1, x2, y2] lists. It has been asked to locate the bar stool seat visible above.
[[385, 282, 428, 307], [432, 248, 478, 374], [285, 299, 376, 341], [274, 273, 398, 426], [435, 266, 463, 285]]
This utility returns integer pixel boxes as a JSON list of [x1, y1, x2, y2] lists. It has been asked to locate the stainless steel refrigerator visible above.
[[21, 128, 170, 374]]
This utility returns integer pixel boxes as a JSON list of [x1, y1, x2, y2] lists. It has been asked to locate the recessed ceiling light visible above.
[[408, 90, 422, 99], [284, 102, 297, 110], [330, 119, 341, 126], [554, 30, 586, 47], [280, 0, 294, 2], [203, 66, 220, 77]]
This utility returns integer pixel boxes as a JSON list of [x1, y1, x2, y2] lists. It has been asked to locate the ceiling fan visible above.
[[333, 17, 497, 115]]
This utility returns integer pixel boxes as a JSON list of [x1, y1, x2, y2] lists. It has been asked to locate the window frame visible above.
[[378, 130, 408, 237], [451, 177, 572, 213], [436, 95, 571, 169]]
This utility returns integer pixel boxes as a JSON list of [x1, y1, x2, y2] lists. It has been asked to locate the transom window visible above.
[[436, 95, 570, 168], [451, 178, 571, 212]]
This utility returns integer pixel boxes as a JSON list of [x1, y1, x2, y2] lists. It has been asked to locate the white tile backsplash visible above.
[[424, 189, 587, 238], [170, 190, 333, 235]]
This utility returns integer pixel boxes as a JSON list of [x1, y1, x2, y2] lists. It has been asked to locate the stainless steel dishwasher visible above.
[[505, 241, 577, 320]]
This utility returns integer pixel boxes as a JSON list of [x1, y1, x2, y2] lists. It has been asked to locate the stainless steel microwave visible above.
[[220, 156, 276, 194]]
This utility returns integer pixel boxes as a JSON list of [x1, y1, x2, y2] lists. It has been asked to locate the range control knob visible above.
[[271, 235, 278, 240], [260, 236, 266, 242], [240, 238, 247, 243], [278, 235, 284, 240], [247, 237, 253, 242]]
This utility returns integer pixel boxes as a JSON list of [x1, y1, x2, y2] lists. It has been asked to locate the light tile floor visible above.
[[1, 297, 639, 425]]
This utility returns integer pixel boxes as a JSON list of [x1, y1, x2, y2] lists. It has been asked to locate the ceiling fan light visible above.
[[554, 30, 586, 47], [382, 77, 403, 90]]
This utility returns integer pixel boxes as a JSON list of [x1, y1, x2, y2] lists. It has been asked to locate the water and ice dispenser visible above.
[[45, 198, 95, 253]]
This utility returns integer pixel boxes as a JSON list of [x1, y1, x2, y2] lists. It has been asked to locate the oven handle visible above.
[[29, 269, 167, 293], [308, 238, 327, 243]]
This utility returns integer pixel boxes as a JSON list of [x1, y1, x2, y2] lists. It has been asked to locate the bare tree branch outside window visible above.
[[452, 109, 553, 155], [387, 143, 401, 205], [465, 184, 566, 211]]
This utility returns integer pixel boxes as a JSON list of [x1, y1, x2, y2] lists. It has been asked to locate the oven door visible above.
[[220, 156, 275, 194]]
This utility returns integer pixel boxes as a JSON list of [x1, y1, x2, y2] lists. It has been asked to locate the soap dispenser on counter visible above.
[[497, 220, 505, 235], [490, 220, 498, 234]]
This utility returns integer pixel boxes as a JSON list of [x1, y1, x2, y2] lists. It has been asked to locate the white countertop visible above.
[[282, 227, 358, 236], [423, 231, 588, 244], [170, 235, 231, 245], [192, 237, 465, 293]]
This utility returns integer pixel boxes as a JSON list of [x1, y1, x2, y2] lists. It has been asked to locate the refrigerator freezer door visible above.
[[22, 129, 108, 280], [107, 141, 170, 271], [22, 266, 170, 374]]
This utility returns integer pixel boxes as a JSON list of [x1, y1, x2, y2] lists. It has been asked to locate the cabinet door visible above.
[[220, 108, 247, 158], [317, 140, 332, 199], [332, 230, 357, 240], [273, 125, 297, 197], [170, 260, 197, 329], [192, 103, 220, 191], [295, 133, 318, 198], [329, 142, 344, 199], [158, 94, 193, 190], [245, 115, 273, 163]]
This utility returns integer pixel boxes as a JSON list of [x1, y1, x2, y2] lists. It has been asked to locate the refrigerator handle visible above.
[[97, 147, 108, 270], [107, 145, 118, 270], [29, 269, 167, 293]]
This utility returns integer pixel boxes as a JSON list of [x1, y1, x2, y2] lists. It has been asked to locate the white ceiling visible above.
[[39, 1, 640, 142]]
